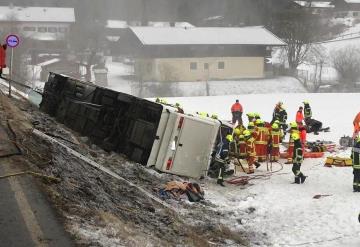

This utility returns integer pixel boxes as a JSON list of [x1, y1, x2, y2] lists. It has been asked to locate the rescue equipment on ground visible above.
[[324, 156, 352, 167]]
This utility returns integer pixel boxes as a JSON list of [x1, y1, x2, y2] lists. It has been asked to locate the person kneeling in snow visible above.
[[292, 132, 307, 184], [351, 136, 360, 192]]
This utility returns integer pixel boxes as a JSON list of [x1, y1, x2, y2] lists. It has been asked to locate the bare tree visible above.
[[269, 9, 322, 72], [331, 45, 360, 88]]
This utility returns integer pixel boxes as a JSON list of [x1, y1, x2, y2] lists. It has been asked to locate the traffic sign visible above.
[[6, 34, 20, 48]]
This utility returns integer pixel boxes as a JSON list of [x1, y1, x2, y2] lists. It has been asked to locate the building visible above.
[[294, 1, 335, 16], [331, 0, 360, 18], [127, 26, 286, 82], [0, 6, 75, 47]]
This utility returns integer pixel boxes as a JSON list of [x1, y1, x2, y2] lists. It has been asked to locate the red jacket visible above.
[[0, 46, 6, 68], [354, 112, 360, 133], [296, 110, 304, 124], [231, 102, 243, 113]]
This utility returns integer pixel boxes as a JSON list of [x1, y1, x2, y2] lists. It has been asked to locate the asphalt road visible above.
[[0, 161, 74, 247]]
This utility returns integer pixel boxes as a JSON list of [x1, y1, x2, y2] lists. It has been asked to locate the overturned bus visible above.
[[40, 73, 232, 178]]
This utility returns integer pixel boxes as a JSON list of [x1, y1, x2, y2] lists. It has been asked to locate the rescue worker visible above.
[[238, 135, 247, 159], [278, 105, 288, 134], [216, 134, 232, 186], [286, 122, 300, 164], [255, 120, 269, 162], [296, 106, 304, 125], [351, 136, 360, 192], [248, 122, 255, 134], [243, 130, 257, 174], [303, 101, 312, 120], [269, 123, 282, 162], [175, 102, 184, 113], [246, 112, 255, 123], [231, 99, 243, 125], [271, 101, 283, 124], [229, 129, 240, 157], [303, 101, 322, 135], [291, 132, 307, 184], [353, 112, 360, 138]]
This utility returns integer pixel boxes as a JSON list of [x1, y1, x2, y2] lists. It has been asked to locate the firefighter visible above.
[[216, 134, 232, 186], [351, 136, 360, 192], [286, 122, 300, 164], [238, 135, 247, 159], [229, 129, 240, 157], [255, 120, 269, 162], [303, 101, 312, 120], [278, 105, 288, 134], [231, 99, 243, 125], [296, 106, 304, 125], [175, 102, 184, 113], [248, 121, 255, 134], [291, 132, 307, 184], [246, 112, 255, 123], [269, 123, 282, 162], [271, 101, 283, 124], [243, 130, 257, 174]]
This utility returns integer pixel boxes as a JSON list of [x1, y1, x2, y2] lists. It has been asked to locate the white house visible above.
[[0, 6, 75, 41]]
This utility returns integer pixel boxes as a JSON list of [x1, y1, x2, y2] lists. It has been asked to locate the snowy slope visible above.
[[162, 93, 360, 246]]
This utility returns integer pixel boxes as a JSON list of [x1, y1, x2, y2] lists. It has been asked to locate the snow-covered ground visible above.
[[163, 93, 360, 246]]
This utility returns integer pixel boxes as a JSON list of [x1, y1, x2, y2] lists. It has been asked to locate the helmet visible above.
[[175, 102, 181, 107], [243, 130, 251, 138], [272, 123, 279, 129], [226, 134, 233, 142], [277, 101, 283, 106], [246, 112, 255, 117], [234, 128, 241, 135], [290, 122, 298, 128], [248, 122, 255, 129], [239, 135, 244, 139], [255, 119, 262, 125], [211, 114, 218, 119], [291, 132, 300, 140], [254, 113, 260, 118], [303, 101, 309, 105]]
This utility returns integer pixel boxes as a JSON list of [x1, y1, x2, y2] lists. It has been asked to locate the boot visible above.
[[300, 174, 307, 184], [255, 162, 261, 169], [294, 176, 300, 184], [217, 179, 225, 187]]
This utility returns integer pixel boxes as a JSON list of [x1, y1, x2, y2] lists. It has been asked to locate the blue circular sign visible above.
[[6, 34, 20, 48]]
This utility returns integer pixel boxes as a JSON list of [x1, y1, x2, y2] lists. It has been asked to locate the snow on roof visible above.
[[295, 1, 334, 8], [0, 6, 75, 23], [106, 20, 194, 29], [130, 26, 286, 46], [345, 0, 360, 3], [37, 58, 60, 67], [106, 20, 127, 29]]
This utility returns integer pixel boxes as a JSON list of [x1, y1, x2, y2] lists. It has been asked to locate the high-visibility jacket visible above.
[[238, 138, 247, 157], [231, 102, 243, 113], [296, 110, 304, 124], [246, 137, 256, 158], [255, 127, 270, 145], [353, 112, 360, 133], [352, 141, 360, 169], [270, 129, 282, 148], [304, 104, 312, 119]]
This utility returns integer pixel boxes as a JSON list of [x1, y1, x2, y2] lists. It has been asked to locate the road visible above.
[[0, 159, 74, 247]]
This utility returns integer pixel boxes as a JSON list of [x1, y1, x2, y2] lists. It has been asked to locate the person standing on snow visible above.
[[291, 132, 307, 184], [296, 106, 304, 125], [0, 44, 7, 77], [215, 134, 232, 187], [244, 130, 258, 174], [231, 99, 243, 126], [353, 112, 360, 138], [351, 136, 360, 192]]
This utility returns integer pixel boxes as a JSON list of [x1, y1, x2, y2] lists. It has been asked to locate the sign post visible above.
[[5, 34, 20, 97]]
